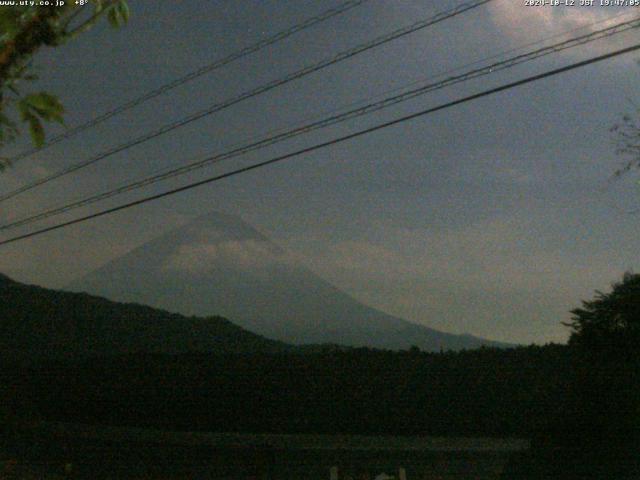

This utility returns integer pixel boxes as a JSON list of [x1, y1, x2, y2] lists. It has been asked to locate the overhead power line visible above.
[[0, 0, 493, 203], [3, 15, 639, 232], [1, 41, 638, 247], [8, 0, 369, 163]]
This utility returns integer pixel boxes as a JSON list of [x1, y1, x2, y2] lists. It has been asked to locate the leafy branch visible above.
[[610, 107, 640, 178], [0, 0, 129, 168]]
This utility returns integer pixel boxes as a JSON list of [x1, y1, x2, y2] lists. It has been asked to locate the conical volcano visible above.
[[67, 212, 506, 351]]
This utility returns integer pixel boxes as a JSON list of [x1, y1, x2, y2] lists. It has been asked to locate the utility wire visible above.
[[1, 41, 638, 247], [3, 15, 638, 232], [136, 7, 636, 184], [7, 0, 369, 163], [0, 0, 493, 203]]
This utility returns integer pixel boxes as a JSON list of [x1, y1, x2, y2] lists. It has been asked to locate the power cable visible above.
[[0, 0, 493, 203], [1, 41, 638, 247], [7, 0, 370, 163], [3, 15, 638, 231]]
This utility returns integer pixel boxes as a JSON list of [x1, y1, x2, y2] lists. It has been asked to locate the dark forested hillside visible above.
[[4, 345, 573, 438], [0, 272, 574, 439], [0, 273, 290, 358]]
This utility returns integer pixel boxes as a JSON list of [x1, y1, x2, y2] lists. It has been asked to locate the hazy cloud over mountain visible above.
[[67, 212, 508, 351]]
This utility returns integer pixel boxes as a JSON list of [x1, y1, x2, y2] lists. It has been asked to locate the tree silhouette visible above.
[[503, 272, 640, 479], [565, 271, 640, 352]]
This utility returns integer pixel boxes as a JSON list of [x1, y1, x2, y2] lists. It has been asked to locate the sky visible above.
[[1, 0, 640, 344]]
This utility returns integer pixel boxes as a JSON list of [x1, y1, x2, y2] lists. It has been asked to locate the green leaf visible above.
[[107, 7, 119, 28], [36, 108, 65, 125], [23, 92, 61, 112], [13, 92, 65, 148], [0, 7, 30, 39], [22, 92, 64, 124], [25, 112, 44, 147], [93, 0, 105, 13], [0, 14, 20, 39], [117, 1, 129, 24], [107, 1, 129, 28], [17, 100, 30, 122]]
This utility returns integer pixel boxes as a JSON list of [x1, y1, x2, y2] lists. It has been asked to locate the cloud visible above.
[[296, 215, 627, 343], [317, 217, 620, 294], [326, 240, 406, 273], [0, 208, 191, 289], [162, 239, 300, 274], [494, 166, 535, 184], [487, 2, 634, 55]]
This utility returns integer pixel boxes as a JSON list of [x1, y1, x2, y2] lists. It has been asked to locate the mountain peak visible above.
[[177, 211, 269, 243], [67, 212, 508, 351]]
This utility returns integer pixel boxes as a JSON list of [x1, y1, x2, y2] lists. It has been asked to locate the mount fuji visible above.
[[67, 212, 507, 351]]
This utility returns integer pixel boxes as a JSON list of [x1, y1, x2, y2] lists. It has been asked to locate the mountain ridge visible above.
[[0, 274, 292, 359]]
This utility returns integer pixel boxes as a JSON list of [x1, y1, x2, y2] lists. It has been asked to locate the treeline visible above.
[[0, 273, 290, 358], [4, 344, 573, 437]]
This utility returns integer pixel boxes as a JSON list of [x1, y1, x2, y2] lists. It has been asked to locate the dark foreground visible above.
[[0, 422, 528, 479]]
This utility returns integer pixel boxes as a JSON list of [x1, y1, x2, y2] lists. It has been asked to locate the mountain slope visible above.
[[0, 273, 290, 358], [67, 212, 508, 351]]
